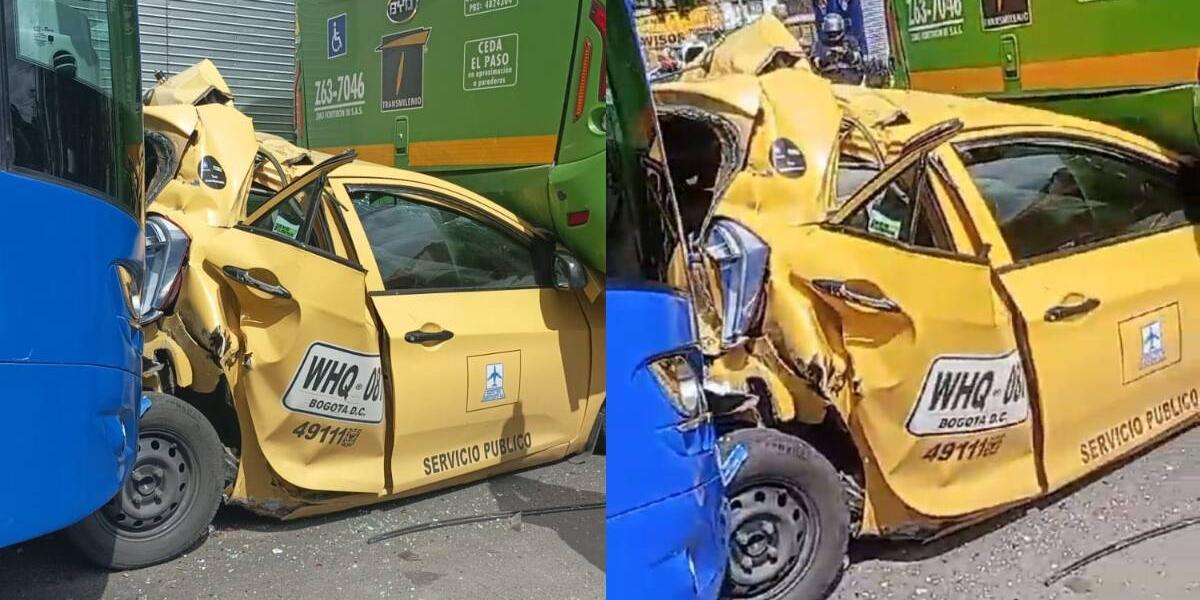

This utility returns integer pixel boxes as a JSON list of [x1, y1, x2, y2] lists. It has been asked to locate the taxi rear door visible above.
[[790, 127, 1043, 519], [330, 178, 595, 494], [202, 152, 387, 494], [949, 130, 1200, 491]]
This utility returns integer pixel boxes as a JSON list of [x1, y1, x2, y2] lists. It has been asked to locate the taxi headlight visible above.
[[140, 214, 190, 325], [705, 218, 769, 348], [649, 353, 706, 418]]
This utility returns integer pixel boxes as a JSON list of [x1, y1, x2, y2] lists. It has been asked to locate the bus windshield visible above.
[[2, 0, 142, 214]]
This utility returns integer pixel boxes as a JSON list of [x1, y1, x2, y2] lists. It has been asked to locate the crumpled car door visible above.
[[202, 152, 388, 494], [329, 178, 595, 495], [790, 132, 1043, 519]]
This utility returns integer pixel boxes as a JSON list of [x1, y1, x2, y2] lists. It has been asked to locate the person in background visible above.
[[812, 12, 865, 84]]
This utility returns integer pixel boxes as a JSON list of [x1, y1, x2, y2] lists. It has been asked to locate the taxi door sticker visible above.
[[467, 351, 520, 411], [1142, 320, 1165, 368], [282, 342, 384, 424], [1118, 303, 1180, 384], [981, 0, 1032, 31], [483, 363, 505, 401], [769, 138, 807, 178], [906, 351, 1030, 436], [378, 28, 431, 112], [199, 156, 227, 189]]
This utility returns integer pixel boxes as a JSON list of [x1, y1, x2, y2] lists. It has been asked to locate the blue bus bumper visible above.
[[608, 472, 728, 599], [0, 363, 140, 547], [606, 285, 729, 600]]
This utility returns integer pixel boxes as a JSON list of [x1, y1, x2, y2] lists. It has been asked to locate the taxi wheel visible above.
[[720, 428, 849, 600], [67, 393, 224, 570]]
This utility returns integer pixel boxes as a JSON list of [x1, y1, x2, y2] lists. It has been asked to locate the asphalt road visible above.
[[0, 454, 605, 600], [4, 427, 1197, 600], [832, 426, 1200, 600]]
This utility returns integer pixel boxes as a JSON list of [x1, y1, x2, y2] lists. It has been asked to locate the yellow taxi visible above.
[[655, 17, 1200, 600], [68, 62, 605, 569]]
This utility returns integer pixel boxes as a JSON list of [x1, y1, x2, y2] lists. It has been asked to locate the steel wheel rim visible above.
[[98, 428, 198, 539], [726, 481, 820, 597]]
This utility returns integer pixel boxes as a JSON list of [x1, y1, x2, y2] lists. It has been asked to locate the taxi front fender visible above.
[[143, 326, 193, 390], [708, 254, 853, 427]]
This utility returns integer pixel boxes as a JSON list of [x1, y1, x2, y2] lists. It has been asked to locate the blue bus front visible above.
[[605, 1, 728, 597], [606, 286, 727, 600], [0, 0, 144, 548]]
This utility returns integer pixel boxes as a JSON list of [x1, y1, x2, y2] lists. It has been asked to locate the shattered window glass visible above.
[[960, 142, 1188, 261]]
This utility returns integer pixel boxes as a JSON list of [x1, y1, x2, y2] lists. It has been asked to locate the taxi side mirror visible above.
[[554, 252, 587, 291]]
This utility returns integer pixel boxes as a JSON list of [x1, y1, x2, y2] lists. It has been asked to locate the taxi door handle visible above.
[[404, 329, 454, 344], [812, 278, 901, 312], [222, 265, 292, 300], [1045, 297, 1100, 322]]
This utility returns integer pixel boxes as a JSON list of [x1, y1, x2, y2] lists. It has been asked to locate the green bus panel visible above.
[[891, 0, 1200, 154], [297, 0, 606, 271], [299, 0, 581, 168]]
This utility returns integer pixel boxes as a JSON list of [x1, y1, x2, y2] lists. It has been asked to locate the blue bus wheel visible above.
[[66, 393, 224, 570]]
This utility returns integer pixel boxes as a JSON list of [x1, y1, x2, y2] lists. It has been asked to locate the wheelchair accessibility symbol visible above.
[[327, 13, 347, 59]]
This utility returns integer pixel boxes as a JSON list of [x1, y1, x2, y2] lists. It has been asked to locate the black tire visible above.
[[719, 428, 850, 600], [67, 392, 224, 570], [591, 404, 606, 455]]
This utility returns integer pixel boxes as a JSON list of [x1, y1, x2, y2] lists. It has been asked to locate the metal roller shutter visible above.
[[137, 0, 296, 139]]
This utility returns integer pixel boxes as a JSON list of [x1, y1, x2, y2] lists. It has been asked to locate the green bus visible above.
[[888, 0, 1200, 154], [295, 0, 607, 271]]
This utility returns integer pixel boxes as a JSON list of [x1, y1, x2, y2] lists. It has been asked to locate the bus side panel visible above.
[[894, 0, 1200, 92], [555, 0, 604, 167], [893, 1, 1200, 153], [547, 0, 605, 270], [299, 0, 579, 172], [549, 152, 605, 271], [1020, 85, 1200, 156]]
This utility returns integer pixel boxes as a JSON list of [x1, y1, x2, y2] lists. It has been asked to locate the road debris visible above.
[[366, 502, 605, 545], [1043, 515, 1200, 586]]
